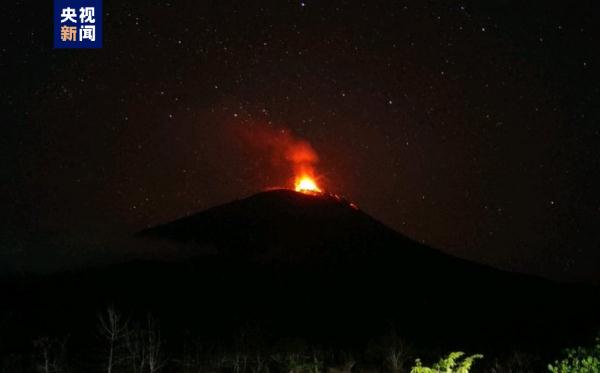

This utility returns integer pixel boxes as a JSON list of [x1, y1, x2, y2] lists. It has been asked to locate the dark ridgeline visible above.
[[1, 189, 598, 357]]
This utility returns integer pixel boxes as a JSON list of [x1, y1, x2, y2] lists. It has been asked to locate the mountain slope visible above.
[[141, 189, 445, 266], [138, 189, 597, 345], [1, 189, 598, 353], [140, 188, 540, 285]]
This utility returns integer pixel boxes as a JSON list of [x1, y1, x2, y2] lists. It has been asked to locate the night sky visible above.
[[2, 1, 599, 282]]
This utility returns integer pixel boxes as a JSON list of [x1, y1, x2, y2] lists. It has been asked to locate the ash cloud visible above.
[[233, 122, 320, 185]]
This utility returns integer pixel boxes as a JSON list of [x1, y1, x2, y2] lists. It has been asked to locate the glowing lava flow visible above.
[[291, 174, 359, 209], [294, 175, 322, 194]]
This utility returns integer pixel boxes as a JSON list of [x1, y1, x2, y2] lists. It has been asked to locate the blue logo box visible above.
[[54, 0, 102, 49]]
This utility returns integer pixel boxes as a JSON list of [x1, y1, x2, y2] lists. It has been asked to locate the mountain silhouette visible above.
[[138, 189, 597, 346], [141, 188, 450, 267], [2, 189, 598, 353]]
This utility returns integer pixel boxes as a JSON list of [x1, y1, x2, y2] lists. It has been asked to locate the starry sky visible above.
[[2, 0, 599, 281]]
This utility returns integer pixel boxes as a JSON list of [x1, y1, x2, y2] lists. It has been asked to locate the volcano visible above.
[[141, 188, 445, 267], [137, 189, 597, 345], [2, 190, 599, 353]]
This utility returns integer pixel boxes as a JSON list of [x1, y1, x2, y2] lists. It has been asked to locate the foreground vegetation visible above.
[[0, 306, 598, 373], [547, 336, 600, 373]]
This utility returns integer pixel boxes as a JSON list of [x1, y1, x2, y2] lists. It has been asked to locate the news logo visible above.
[[54, 0, 102, 48]]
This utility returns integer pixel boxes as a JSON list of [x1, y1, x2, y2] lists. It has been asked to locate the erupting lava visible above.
[[294, 175, 322, 194], [235, 122, 326, 195]]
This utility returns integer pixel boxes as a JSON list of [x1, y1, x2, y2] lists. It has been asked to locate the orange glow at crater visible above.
[[294, 175, 322, 194]]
